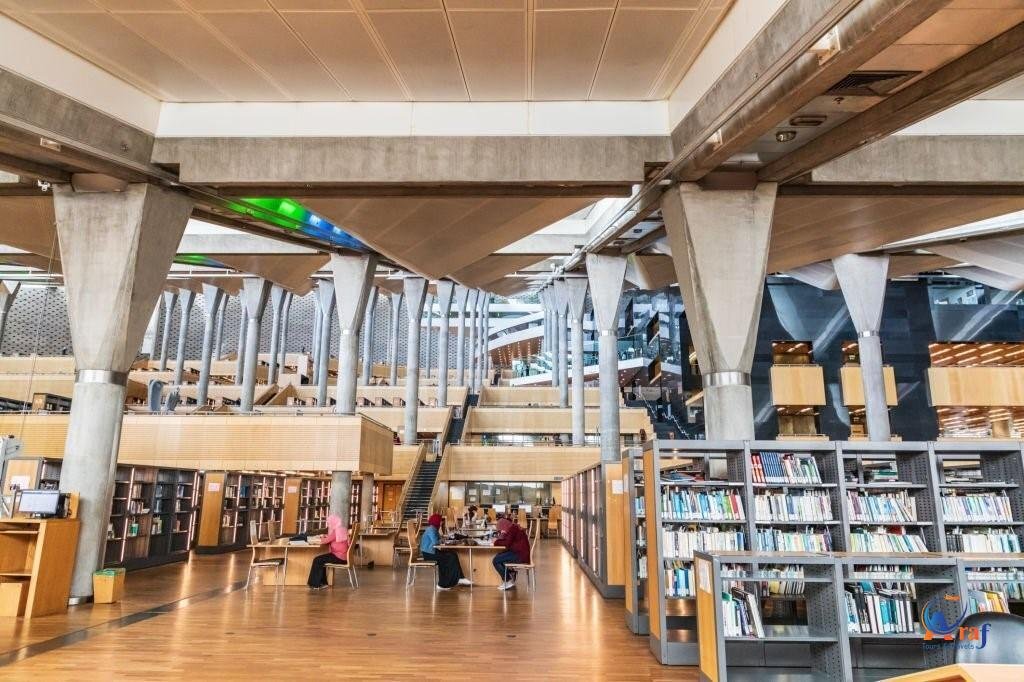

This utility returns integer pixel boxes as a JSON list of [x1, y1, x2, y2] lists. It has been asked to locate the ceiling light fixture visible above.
[[775, 130, 797, 143]]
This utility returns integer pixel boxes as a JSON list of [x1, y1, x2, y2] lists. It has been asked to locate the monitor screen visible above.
[[18, 489, 60, 515], [493, 504, 506, 513], [521, 505, 533, 513]]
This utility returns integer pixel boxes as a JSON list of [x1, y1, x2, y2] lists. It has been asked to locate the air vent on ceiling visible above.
[[827, 71, 919, 96]]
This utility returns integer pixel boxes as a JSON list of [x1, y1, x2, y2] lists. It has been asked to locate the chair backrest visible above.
[[548, 505, 561, 524], [267, 520, 279, 542], [248, 519, 259, 544], [345, 523, 360, 565], [406, 520, 421, 559], [956, 612, 1024, 664], [517, 509, 527, 527], [529, 519, 541, 565]]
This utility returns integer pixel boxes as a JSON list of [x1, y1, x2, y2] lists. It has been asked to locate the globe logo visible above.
[[923, 595, 968, 638]]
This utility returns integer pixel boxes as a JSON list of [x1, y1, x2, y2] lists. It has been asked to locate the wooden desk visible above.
[[359, 530, 397, 567], [882, 664, 1024, 681], [0, 518, 79, 617], [249, 540, 329, 586], [436, 544, 505, 587]]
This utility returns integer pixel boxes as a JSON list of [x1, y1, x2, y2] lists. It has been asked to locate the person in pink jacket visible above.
[[307, 514, 349, 590]]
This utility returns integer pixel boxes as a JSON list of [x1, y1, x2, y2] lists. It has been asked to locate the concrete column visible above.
[[553, 281, 570, 408], [240, 278, 271, 412], [315, 281, 336, 407], [0, 280, 20, 354], [475, 294, 489, 392], [388, 291, 403, 386], [234, 290, 247, 386], [278, 292, 292, 376], [454, 286, 470, 387], [360, 473, 375, 525], [565, 278, 589, 445], [171, 289, 196, 385], [311, 295, 323, 385], [158, 290, 177, 371], [424, 293, 434, 379], [661, 182, 777, 440], [141, 299, 159, 359], [435, 281, 456, 406], [360, 286, 379, 386], [213, 293, 228, 360], [329, 470, 352, 524], [466, 289, 479, 392], [586, 254, 627, 462], [266, 286, 286, 385], [666, 294, 679, 363], [403, 276, 428, 444], [195, 284, 224, 407], [331, 253, 377, 414], [547, 289, 560, 389], [833, 253, 892, 441], [539, 288, 549, 355], [53, 183, 192, 599]]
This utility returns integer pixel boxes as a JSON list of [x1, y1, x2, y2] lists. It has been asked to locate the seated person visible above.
[[464, 505, 480, 527], [492, 518, 531, 591], [307, 514, 349, 590], [421, 514, 471, 591]]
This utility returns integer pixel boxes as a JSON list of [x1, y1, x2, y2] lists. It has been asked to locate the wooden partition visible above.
[[445, 445, 600, 481], [378, 444, 422, 482], [0, 373, 148, 404], [928, 366, 1024, 406], [478, 386, 605, 407], [0, 356, 76, 374], [464, 406, 653, 436], [840, 365, 898, 406], [0, 413, 394, 474], [769, 365, 826, 406], [357, 406, 453, 440]]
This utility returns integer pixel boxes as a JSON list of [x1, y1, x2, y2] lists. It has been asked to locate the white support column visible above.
[[240, 278, 271, 411], [833, 253, 893, 441], [466, 289, 479, 392], [234, 290, 247, 385], [331, 253, 377, 414], [476, 294, 490, 392], [196, 284, 224, 407], [278, 292, 292, 376], [403, 276, 428, 445], [553, 281, 570, 408], [565, 278, 589, 446], [172, 289, 196, 385], [661, 182, 777, 441], [388, 291, 403, 386], [360, 286, 379, 386], [454, 286, 470, 387], [315, 280, 336, 407], [435, 281, 456, 406], [0, 280, 21, 354], [266, 285, 287, 385], [53, 183, 192, 599], [213, 293, 229, 360], [586, 254, 627, 462], [141, 298, 159, 359], [329, 471, 352, 523], [158, 290, 177, 371], [423, 293, 434, 379], [311, 295, 323, 385], [360, 473, 375, 526]]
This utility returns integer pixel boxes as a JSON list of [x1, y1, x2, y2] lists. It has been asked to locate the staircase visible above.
[[400, 396, 473, 522]]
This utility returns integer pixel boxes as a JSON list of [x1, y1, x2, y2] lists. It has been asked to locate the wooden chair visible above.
[[405, 520, 437, 587], [516, 508, 527, 527], [503, 521, 540, 591], [245, 519, 284, 589], [544, 505, 562, 539], [326, 523, 360, 588]]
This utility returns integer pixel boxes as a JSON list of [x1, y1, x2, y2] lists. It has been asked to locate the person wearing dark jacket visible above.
[[492, 518, 530, 590]]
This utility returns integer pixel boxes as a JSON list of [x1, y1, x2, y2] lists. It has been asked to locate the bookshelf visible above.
[[197, 471, 286, 552], [560, 460, 626, 598], [282, 475, 332, 534], [623, 446, 649, 635], [350, 478, 362, 529], [560, 471, 581, 557]]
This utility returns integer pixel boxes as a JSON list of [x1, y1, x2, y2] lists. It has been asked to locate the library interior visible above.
[[2, 1, 1024, 680]]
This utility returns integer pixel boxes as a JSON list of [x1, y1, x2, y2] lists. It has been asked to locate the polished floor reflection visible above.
[[0, 540, 695, 680]]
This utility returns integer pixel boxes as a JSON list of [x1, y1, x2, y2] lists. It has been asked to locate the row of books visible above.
[[844, 583, 916, 635], [966, 569, 1024, 600], [634, 497, 645, 517], [754, 528, 832, 552], [662, 527, 746, 560], [940, 491, 1014, 523], [848, 565, 914, 581], [722, 587, 765, 638], [754, 490, 833, 522], [945, 529, 1021, 553], [762, 565, 806, 596], [665, 561, 696, 597], [661, 488, 745, 521], [751, 452, 822, 485], [846, 491, 918, 523], [966, 588, 1010, 613], [849, 530, 927, 553], [155, 484, 193, 499]]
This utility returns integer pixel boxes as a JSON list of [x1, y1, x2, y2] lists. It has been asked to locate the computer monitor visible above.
[[521, 504, 533, 513], [493, 504, 506, 513], [18, 489, 61, 516]]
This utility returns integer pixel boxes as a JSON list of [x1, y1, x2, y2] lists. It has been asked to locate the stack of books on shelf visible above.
[[946, 528, 1021, 552], [849, 564, 914, 581], [846, 490, 918, 523], [756, 527, 832, 552], [966, 588, 1009, 613], [751, 452, 822, 484], [665, 560, 695, 597], [722, 587, 765, 638], [940, 491, 1014, 523], [844, 583, 916, 635], [761, 565, 806, 596], [754, 490, 833, 522], [965, 567, 1024, 606], [662, 527, 746, 559], [849, 528, 927, 552], [661, 487, 744, 521], [635, 496, 645, 518]]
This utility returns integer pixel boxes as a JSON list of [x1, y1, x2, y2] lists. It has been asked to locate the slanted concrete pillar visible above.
[[666, 294, 679, 363], [476, 294, 489, 392], [266, 286, 287, 385], [435, 281, 456, 406], [311, 294, 323, 385], [234, 290, 247, 386], [213, 293, 228, 360], [661, 183, 777, 440], [0, 280, 20, 354], [329, 470, 352, 524], [466, 289, 479, 392], [454, 286, 471, 387], [833, 253, 892, 441], [315, 281, 336, 407], [388, 291, 403, 386], [403, 277, 428, 444], [540, 288, 550, 354], [158, 290, 177, 371], [565, 278, 589, 445], [544, 288, 559, 387], [196, 284, 224, 407], [172, 289, 196, 385], [553, 281, 570, 408], [53, 183, 192, 599], [240, 278, 271, 411], [141, 299, 159, 359], [360, 473, 375, 525], [423, 293, 434, 379], [587, 254, 627, 462], [331, 253, 377, 413], [360, 286, 379, 386], [278, 292, 292, 376]]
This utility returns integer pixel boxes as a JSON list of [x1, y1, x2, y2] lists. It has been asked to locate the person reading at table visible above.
[[492, 518, 530, 591], [421, 514, 471, 590], [307, 514, 349, 590]]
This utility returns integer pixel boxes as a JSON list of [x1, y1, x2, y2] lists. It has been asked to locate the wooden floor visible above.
[[0, 540, 696, 680]]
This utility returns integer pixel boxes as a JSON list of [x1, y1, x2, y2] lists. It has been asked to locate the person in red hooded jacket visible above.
[[492, 517, 530, 590]]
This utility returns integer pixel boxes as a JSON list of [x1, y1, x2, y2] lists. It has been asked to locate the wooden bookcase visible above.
[[282, 475, 332, 534], [0, 518, 79, 618], [623, 446, 649, 635], [560, 460, 625, 598]]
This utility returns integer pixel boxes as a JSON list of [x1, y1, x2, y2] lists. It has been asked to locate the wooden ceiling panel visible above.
[[95, 0, 182, 10], [282, 11, 406, 100], [649, 1, 727, 97], [0, 197, 58, 256], [888, 254, 959, 278], [486, 276, 532, 297], [451, 254, 546, 288], [360, 0, 441, 9], [366, 9, 468, 100], [532, 9, 612, 99], [270, 0, 355, 9], [184, 0, 271, 9], [859, 43, 974, 74], [897, 8, 1024, 45], [0, 1, 99, 11], [200, 11, 348, 100], [215, 253, 329, 294], [448, 10, 527, 100], [535, 0, 615, 8], [591, 8, 695, 99]]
